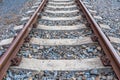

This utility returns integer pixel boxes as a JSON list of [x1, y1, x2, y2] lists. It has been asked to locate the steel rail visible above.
[[76, 0, 120, 79], [0, 0, 47, 79]]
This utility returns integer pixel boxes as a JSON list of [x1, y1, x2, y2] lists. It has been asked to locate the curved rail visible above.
[[76, 0, 120, 79], [0, 0, 47, 79]]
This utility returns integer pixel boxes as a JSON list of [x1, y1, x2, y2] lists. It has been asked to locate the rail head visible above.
[[0, 0, 47, 79], [76, 0, 120, 79]]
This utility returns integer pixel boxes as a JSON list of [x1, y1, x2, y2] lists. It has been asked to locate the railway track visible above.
[[0, 0, 120, 79]]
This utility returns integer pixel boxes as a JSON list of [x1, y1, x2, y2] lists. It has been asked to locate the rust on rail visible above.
[[76, 0, 120, 79], [0, 0, 47, 79]]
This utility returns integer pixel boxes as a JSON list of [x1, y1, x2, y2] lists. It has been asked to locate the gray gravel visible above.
[[91, 0, 120, 30], [0, 0, 40, 56], [0, 43, 10, 56], [83, 0, 120, 33], [18, 44, 103, 59], [0, 0, 36, 38], [5, 68, 118, 80], [83, 0, 120, 52], [48, 3, 75, 6], [1, 25, 17, 40], [49, 0, 73, 2], [112, 43, 120, 56], [45, 7, 78, 11], [38, 19, 87, 26], [29, 28, 92, 39], [42, 12, 83, 17], [4, 0, 119, 79], [101, 28, 120, 38], [39, 4, 87, 26], [0, 24, 17, 56], [99, 0, 119, 34]]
